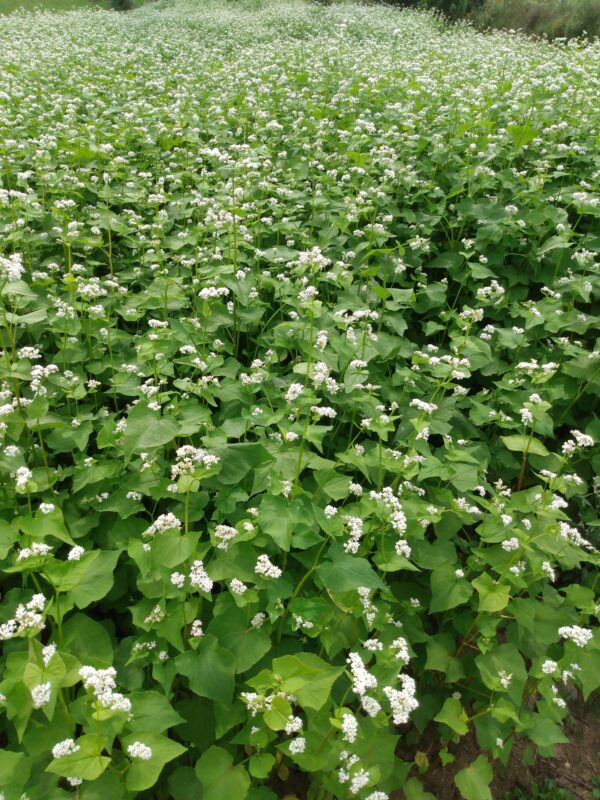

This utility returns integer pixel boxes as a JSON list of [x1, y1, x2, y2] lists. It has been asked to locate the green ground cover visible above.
[[0, 1, 598, 798]]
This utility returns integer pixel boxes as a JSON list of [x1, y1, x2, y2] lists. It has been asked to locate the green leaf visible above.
[[434, 697, 469, 735], [263, 695, 292, 731], [317, 546, 385, 595], [175, 635, 235, 704], [0, 750, 27, 787], [208, 595, 271, 673], [501, 435, 549, 457], [472, 573, 510, 613], [248, 752, 275, 779], [196, 746, 250, 800], [403, 777, 436, 800], [425, 634, 465, 682], [123, 732, 187, 791], [526, 714, 569, 748], [272, 652, 343, 710], [454, 755, 493, 800], [476, 644, 527, 705], [430, 563, 473, 613], [71, 550, 120, 608], [122, 405, 179, 458], [127, 691, 185, 734], [212, 443, 274, 486], [46, 734, 110, 781], [259, 494, 293, 551]]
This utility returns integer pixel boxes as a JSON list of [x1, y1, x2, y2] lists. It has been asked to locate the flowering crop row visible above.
[[0, 1, 599, 798]]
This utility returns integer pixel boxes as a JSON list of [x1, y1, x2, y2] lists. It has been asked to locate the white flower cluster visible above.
[[79, 666, 131, 713], [42, 644, 56, 666], [214, 524, 238, 551], [127, 741, 153, 760], [562, 429, 594, 455], [31, 682, 52, 709], [382, 674, 419, 725], [343, 516, 364, 555], [143, 512, 182, 538], [409, 398, 438, 414], [255, 554, 282, 579], [558, 625, 593, 648], [52, 739, 80, 759], [285, 383, 304, 403], [12, 466, 33, 491], [0, 593, 46, 640], [171, 445, 220, 478], [369, 487, 410, 558], [198, 286, 230, 300], [189, 560, 213, 593], [341, 713, 358, 743], [0, 252, 25, 281], [17, 542, 52, 561]]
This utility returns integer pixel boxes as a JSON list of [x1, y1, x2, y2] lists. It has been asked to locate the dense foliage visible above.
[[0, 1, 599, 798], [377, 0, 600, 40]]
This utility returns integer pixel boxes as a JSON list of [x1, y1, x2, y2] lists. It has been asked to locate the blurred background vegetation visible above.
[[2, 0, 599, 43], [0, 0, 148, 12], [377, 0, 600, 39]]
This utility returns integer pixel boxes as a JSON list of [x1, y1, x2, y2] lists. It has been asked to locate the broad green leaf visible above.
[[454, 755, 493, 800], [122, 405, 179, 458], [272, 652, 343, 710], [430, 563, 473, 613], [526, 714, 569, 748], [196, 746, 250, 800], [123, 732, 187, 791], [476, 644, 527, 705], [0, 750, 27, 787], [403, 777, 436, 800], [263, 695, 292, 731], [127, 691, 185, 733], [72, 550, 121, 608], [207, 595, 271, 673], [501, 435, 549, 457], [46, 734, 110, 781], [472, 573, 510, 613], [317, 547, 385, 595], [434, 697, 469, 735], [175, 635, 235, 704]]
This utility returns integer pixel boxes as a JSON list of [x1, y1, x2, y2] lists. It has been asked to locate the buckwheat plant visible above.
[[0, 1, 598, 799]]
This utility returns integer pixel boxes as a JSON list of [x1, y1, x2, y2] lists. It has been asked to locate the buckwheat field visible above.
[[0, 1, 599, 798]]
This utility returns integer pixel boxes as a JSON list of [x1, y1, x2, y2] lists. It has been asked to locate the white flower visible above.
[[190, 619, 204, 638], [350, 768, 370, 795], [52, 739, 80, 759], [42, 644, 56, 667], [498, 671, 513, 688], [285, 715, 303, 734], [341, 713, 358, 743], [189, 560, 213, 593], [230, 578, 248, 595], [289, 737, 306, 754], [541, 659, 558, 675], [383, 674, 419, 724], [127, 742, 153, 760], [502, 537, 520, 552], [170, 572, 185, 588], [31, 682, 51, 709], [558, 625, 593, 648], [13, 466, 33, 491], [285, 383, 304, 403], [255, 554, 282, 579], [67, 545, 85, 561]]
